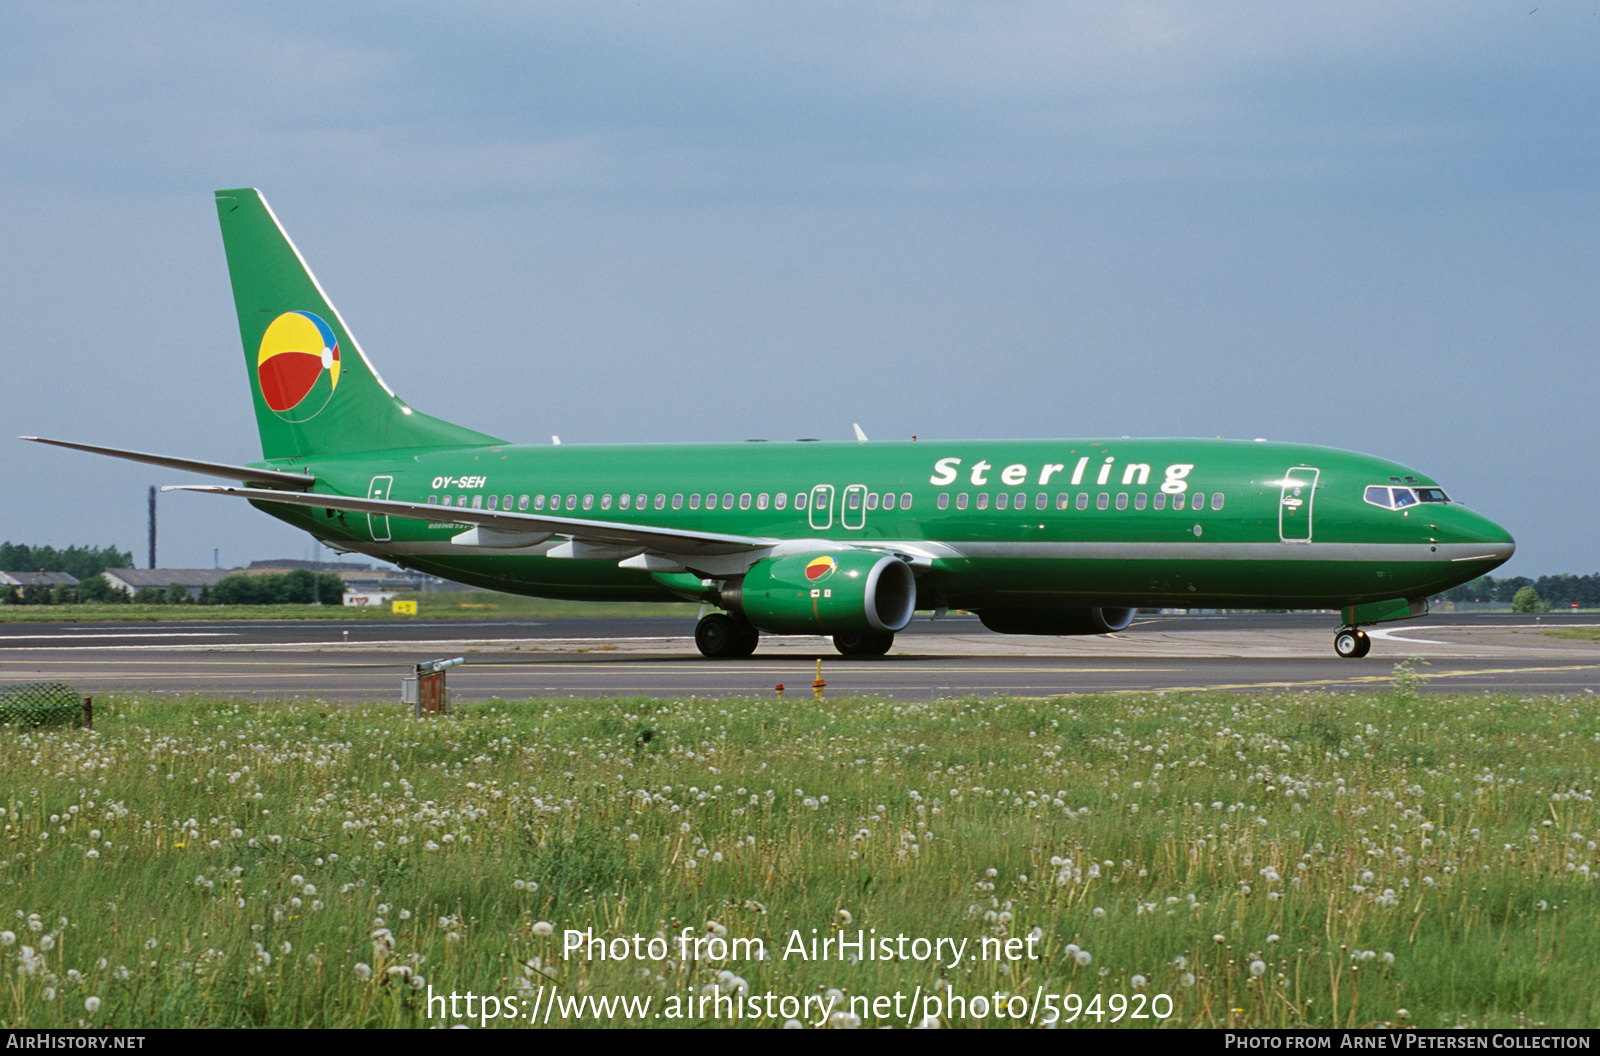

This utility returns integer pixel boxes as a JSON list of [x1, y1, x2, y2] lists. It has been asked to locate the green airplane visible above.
[[27, 189, 1515, 660]]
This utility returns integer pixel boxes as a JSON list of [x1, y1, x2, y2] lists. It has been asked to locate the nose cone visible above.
[[1452, 508, 1515, 573]]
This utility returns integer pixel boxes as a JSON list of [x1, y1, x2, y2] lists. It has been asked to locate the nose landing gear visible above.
[[1334, 627, 1371, 659]]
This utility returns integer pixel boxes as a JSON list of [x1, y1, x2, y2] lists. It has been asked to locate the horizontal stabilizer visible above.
[[22, 437, 314, 489], [165, 484, 779, 556]]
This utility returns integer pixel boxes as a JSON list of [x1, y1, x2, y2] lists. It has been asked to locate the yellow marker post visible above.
[[813, 658, 825, 698]]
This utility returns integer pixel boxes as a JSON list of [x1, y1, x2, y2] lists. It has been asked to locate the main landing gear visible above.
[[1333, 627, 1371, 659], [832, 632, 894, 657], [694, 612, 759, 659]]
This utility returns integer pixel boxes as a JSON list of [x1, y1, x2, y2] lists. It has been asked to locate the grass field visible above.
[[2, 675, 1599, 1028], [0, 591, 700, 623]]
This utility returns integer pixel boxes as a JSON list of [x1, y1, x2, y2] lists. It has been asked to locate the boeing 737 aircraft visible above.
[[27, 189, 1515, 659]]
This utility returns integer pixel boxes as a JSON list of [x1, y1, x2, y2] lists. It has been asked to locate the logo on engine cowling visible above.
[[805, 555, 837, 581]]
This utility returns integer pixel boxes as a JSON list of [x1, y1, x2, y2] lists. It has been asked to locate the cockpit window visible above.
[[1365, 484, 1451, 510]]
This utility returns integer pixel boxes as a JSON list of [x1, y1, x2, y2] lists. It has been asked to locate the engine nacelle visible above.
[[724, 551, 916, 635], [976, 606, 1136, 636]]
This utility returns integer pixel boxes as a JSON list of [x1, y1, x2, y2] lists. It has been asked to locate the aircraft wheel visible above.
[[731, 618, 760, 658], [1334, 628, 1370, 659], [695, 614, 743, 659], [833, 632, 894, 657]]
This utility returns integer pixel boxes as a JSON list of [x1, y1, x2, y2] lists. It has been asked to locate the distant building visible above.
[[101, 569, 233, 600], [248, 558, 461, 595], [0, 571, 80, 590]]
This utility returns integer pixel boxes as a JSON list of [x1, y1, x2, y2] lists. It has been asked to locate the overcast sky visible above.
[[3, 2, 1595, 578]]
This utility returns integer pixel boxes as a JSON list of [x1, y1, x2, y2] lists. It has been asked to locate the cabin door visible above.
[[841, 484, 868, 530], [808, 484, 835, 530], [1279, 467, 1318, 543], [368, 475, 394, 542]]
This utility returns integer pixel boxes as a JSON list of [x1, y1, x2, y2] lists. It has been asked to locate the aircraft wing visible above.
[[165, 484, 781, 556], [24, 437, 315, 489]]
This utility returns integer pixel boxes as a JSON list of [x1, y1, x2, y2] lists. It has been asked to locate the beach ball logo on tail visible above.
[[257, 311, 341, 422]]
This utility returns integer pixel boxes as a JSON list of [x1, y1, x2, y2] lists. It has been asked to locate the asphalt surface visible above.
[[1, 612, 1596, 701]]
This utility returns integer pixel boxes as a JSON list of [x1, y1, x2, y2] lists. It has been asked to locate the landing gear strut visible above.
[[695, 612, 759, 659], [833, 632, 894, 657], [1333, 627, 1371, 659]]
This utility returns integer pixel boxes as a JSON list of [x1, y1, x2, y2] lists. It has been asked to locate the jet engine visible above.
[[722, 551, 916, 635], [976, 606, 1136, 636]]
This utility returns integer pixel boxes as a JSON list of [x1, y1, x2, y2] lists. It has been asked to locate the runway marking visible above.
[[0, 636, 700, 652], [0, 632, 239, 641], [1368, 627, 1447, 645]]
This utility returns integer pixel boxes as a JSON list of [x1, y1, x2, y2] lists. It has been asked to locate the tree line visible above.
[[1437, 574, 1600, 609], [0, 543, 131, 579], [5, 570, 346, 606]]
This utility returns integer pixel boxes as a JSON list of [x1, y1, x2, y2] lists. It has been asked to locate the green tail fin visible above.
[[215, 188, 505, 461]]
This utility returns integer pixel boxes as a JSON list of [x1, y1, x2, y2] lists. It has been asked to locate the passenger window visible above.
[[1211, 493, 1224, 510], [582, 495, 594, 511], [938, 493, 949, 510], [795, 493, 807, 510], [487, 495, 498, 510], [1057, 493, 1070, 511], [1036, 493, 1048, 511], [518, 495, 529, 511], [655, 494, 666, 510], [1096, 493, 1109, 510], [1076, 493, 1088, 511], [900, 493, 912, 509], [1153, 493, 1165, 510], [1191, 492, 1204, 511], [1134, 493, 1147, 510], [704, 493, 716, 509], [672, 494, 683, 510], [847, 491, 861, 510], [976, 494, 989, 510], [689, 493, 701, 510], [883, 493, 896, 510], [532, 495, 543, 510], [472, 495, 484, 509], [1173, 494, 1185, 511], [503, 494, 513, 510], [739, 493, 751, 510], [567, 494, 578, 510], [428, 495, 439, 505], [757, 493, 769, 510], [996, 493, 1008, 510], [865, 493, 879, 511], [619, 493, 630, 510], [601, 494, 612, 510], [637, 494, 647, 510], [722, 493, 734, 509], [774, 493, 787, 510], [956, 493, 969, 510], [1116, 493, 1128, 510]]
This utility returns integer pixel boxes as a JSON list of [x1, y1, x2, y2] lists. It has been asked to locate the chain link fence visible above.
[[0, 682, 91, 729]]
